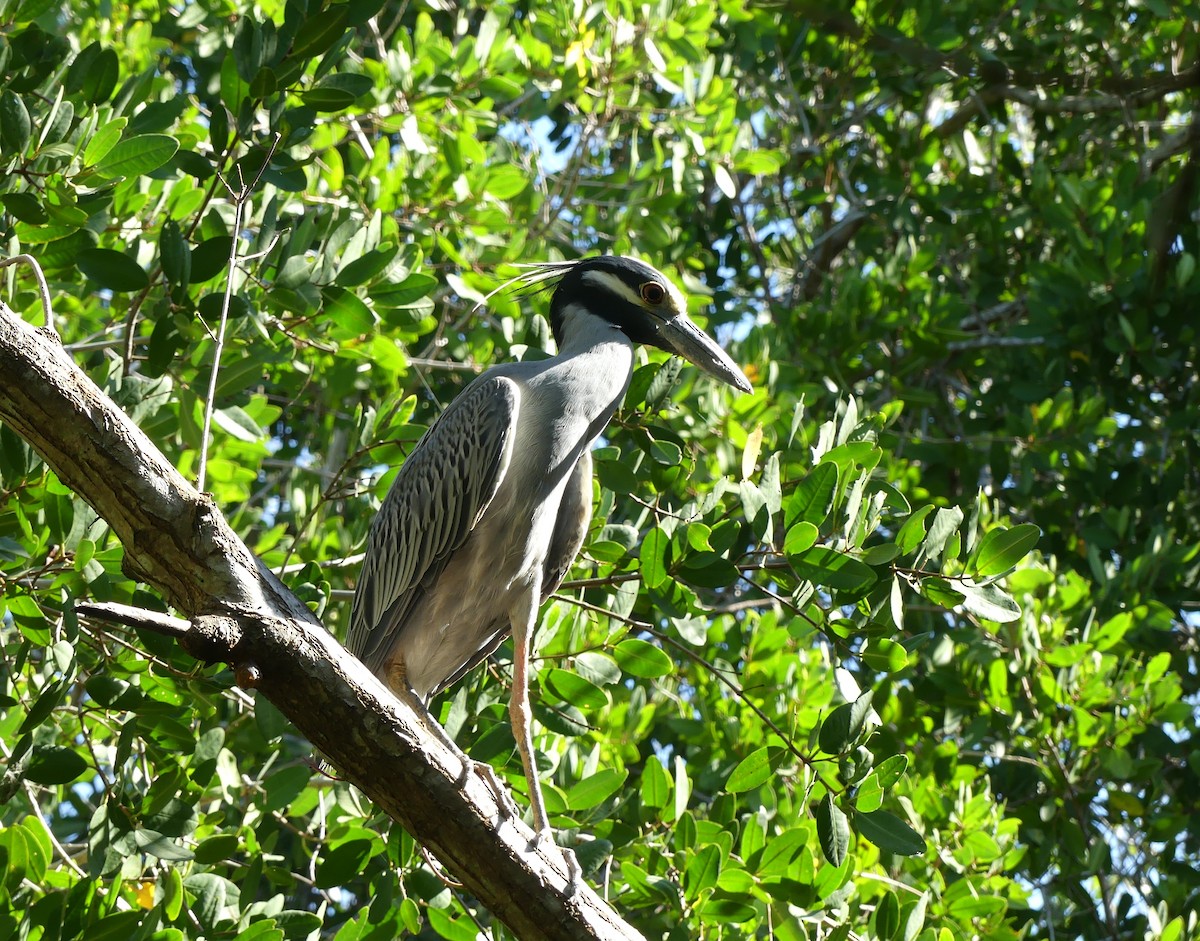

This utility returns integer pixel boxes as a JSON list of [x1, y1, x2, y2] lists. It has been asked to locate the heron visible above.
[[346, 255, 750, 873]]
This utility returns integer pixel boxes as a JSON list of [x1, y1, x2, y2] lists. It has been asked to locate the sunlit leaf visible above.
[[973, 523, 1041, 577], [95, 133, 180, 178], [816, 794, 850, 866]]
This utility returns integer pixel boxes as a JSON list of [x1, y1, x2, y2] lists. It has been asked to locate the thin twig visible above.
[[0, 255, 56, 338], [197, 135, 281, 492]]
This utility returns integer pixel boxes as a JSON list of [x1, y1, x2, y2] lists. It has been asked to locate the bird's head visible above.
[[543, 255, 752, 393]]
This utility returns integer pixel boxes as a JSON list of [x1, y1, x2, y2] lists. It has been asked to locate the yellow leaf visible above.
[[565, 27, 595, 78], [742, 424, 763, 480], [136, 880, 156, 909]]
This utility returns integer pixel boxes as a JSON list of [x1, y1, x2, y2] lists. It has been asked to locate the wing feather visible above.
[[346, 376, 519, 675]]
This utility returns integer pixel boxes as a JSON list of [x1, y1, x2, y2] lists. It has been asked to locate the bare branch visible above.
[[76, 601, 192, 638]]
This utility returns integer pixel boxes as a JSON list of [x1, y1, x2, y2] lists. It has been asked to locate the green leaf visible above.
[[77, 248, 150, 292], [574, 651, 620, 686], [565, 767, 627, 810], [639, 526, 668, 589], [919, 506, 964, 563], [83, 117, 127, 166], [683, 843, 721, 900], [855, 773, 884, 813], [0, 826, 30, 892], [486, 165, 529, 199], [322, 286, 374, 340], [789, 545, 878, 595], [301, 73, 373, 111], [399, 899, 421, 934], [95, 134, 180, 178], [697, 898, 757, 924], [956, 578, 1022, 622], [232, 921, 283, 941], [640, 756, 670, 810], [903, 893, 929, 941], [18, 680, 69, 734], [816, 793, 850, 866], [861, 637, 908, 674], [371, 271, 438, 307], [134, 828, 194, 861], [213, 405, 265, 443], [973, 523, 1040, 577], [337, 242, 398, 287], [184, 873, 233, 927], [80, 47, 120, 103], [291, 8, 350, 57], [190, 236, 234, 283], [249, 66, 278, 99], [785, 462, 836, 527], [159, 218, 191, 286], [854, 809, 925, 856], [1, 90, 33, 154], [874, 754, 908, 788], [272, 912, 321, 935], [314, 838, 376, 888], [1, 192, 48, 224], [725, 746, 774, 793], [261, 765, 312, 814], [427, 907, 478, 941], [895, 505, 934, 555], [921, 576, 965, 609], [678, 551, 739, 589], [613, 638, 673, 678], [540, 668, 608, 711], [644, 358, 683, 410], [1160, 917, 1185, 941], [755, 828, 806, 878], [193, 833, 239, 864], [818, 691, 874, 755], [648, 438, 683, 465], [875, 890, 900, 940], [783, 520, 818, 558], [197, 292, 251, 322]]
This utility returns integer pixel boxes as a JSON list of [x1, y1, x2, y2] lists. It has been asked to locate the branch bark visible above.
[[0, 301, 644, 941]]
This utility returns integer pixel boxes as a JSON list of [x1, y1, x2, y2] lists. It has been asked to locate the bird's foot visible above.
[[464, 759, 524, 822], [528, 828, 582, 888]]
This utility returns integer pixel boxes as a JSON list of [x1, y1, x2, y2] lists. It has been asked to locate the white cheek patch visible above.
[[581, 266, 688, 318], [581, 269, 643, 308], [662, 279, 688, 313]]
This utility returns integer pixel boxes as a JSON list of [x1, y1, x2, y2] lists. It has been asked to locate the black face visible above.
[[547, 255, 682, 348]]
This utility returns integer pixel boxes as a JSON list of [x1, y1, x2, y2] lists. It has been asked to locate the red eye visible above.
[[641, 282, 666, 305]]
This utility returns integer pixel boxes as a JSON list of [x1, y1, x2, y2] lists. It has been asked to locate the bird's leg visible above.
[[510, 590, 581, 886], [389, 664, 521, 821]]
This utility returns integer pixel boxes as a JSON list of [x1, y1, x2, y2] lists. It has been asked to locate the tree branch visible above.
[[0, 299, 644, 941]]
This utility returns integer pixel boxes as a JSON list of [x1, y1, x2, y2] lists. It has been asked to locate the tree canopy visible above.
[[1, 1, 1198, 939]]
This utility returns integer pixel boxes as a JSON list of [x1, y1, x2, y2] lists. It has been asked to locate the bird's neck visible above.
[[545, 307, 635, 438]]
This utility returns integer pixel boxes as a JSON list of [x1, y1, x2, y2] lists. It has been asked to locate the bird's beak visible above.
[[656, 314, 753, 393]]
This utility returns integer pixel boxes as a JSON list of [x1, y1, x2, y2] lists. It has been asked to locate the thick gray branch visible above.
[[0, 302, 643, 941]]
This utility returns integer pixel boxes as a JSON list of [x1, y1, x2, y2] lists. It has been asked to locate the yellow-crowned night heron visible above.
[[346, 255, 750, 869]]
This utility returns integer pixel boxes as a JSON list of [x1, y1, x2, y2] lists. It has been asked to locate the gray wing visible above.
[[346, 375, 519, 675], [541, 449, 593, 599], [431, 448, 594, 694]]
